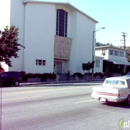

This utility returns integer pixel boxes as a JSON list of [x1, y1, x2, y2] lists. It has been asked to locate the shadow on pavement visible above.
[[102, 102, 130, 109]]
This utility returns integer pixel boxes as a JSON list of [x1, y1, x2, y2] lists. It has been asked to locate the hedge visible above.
[[20, 72, 56, 82]]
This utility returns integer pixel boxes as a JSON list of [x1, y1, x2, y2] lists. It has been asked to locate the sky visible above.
[[52, 0, 130, 46], [0, 0, 130, 46], [0, 0, 10, 32]]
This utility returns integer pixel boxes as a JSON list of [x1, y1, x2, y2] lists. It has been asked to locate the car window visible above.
[[1, 73, 8, 77], [105, 79, 125, 85], [8, 72, 20, 77]]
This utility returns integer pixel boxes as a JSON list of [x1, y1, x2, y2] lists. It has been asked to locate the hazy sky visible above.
[[0, 0, 130, 46]]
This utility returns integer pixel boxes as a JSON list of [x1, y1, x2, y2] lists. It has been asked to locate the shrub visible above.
[[84, 72, 92, 76], [73, 72, 83, 79], [94, 72, 104, 79], [100, 73, 104, 79], [103, 73, 112, 77], [48, 73, 56, 79], [20, 72, 56, 81], [20, 71, 27, 81]]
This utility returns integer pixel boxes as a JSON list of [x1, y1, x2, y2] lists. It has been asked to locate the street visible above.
[[1, 84, 130, 130]]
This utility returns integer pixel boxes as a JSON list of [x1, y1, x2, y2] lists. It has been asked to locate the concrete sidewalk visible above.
[[20, 80, 103, 86]]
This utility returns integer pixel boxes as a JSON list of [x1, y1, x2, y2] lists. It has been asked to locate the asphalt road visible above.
[[1, 84, 130, 130]]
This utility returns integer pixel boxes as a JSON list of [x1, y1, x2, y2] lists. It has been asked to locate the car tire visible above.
[[127, 94, 130, 105], [14, 81, 20, 86]]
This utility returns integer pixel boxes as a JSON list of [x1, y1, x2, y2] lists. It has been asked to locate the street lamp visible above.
[[92, 27, 105, 80]]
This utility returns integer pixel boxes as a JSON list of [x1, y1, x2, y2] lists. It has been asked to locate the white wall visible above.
[[95, 50, 102, 57], [96, 48, 129, 63], [108, 48, 128, 62], [69, 11, 77, 73], [24, 3, 56, 73], [9, 0, 25, 71], [95, 49, 109, 59], [75, 12, 95, 73]]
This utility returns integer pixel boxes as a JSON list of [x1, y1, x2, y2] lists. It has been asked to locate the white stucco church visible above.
[[3, 0, 99, 74]]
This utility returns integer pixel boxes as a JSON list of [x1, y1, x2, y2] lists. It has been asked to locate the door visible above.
[[57, 62, 62, 74], [54, 62, 62, 74]]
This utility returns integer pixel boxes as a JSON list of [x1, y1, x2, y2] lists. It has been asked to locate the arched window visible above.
[[56, 9, 68, 37]]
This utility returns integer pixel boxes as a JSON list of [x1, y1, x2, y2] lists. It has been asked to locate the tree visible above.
[[82, 61, 95, 71], [0, 25, 25, 69], [96, 42, 113, 47]]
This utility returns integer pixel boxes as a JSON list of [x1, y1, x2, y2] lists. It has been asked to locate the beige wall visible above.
[[54, 36, 72, 60]]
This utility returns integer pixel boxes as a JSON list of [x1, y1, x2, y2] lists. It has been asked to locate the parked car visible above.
[[0, 71, 21, 86], [91, 76, 130, 105]]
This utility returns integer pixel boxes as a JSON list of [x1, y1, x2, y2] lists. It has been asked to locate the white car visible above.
[[91, 76, 130, 105]]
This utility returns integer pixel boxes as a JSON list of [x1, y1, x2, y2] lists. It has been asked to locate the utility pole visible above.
[[121, 32, 127, 49]]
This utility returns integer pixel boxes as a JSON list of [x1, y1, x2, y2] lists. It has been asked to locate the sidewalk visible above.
[[20, 79, 103, 86]]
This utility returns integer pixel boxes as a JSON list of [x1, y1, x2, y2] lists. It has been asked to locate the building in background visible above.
[[95, 45, 130, 74], [8, 0, 98, 74]]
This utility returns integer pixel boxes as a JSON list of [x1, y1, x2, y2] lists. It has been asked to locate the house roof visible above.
[[23, 0, 98, 23], [95, 45, 129, 52]]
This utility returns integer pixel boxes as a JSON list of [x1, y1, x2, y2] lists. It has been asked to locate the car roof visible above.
[[2, 71, 20, 73], [105, 76, 130, 81]]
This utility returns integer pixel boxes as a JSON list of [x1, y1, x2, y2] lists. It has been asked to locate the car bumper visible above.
[[91, 92, 126, 103]]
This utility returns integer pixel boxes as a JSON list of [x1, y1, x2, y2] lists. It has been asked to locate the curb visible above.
[[20, 80, 103, 86]]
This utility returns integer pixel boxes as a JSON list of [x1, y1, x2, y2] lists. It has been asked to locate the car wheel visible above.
[[14, 81, 19, 86], [127, 94, 130, 105]]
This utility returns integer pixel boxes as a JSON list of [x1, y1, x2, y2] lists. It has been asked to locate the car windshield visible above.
[[105, 79, 125, 85]]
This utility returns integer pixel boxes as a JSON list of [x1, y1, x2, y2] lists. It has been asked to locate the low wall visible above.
[[26, 73, 121, 82]]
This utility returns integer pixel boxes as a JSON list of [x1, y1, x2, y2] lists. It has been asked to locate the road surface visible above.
[[1, 84, 130, 130]]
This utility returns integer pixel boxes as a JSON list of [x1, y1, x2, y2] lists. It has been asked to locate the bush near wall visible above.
[[73, 72, 111, 79], [84, 72, 92, 76], [73, 72, 83, 79], [94, 72, 104, 79], [94, 72, 113, 79], [20, 72, 56, 82], [103, 72, 113, 77]]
